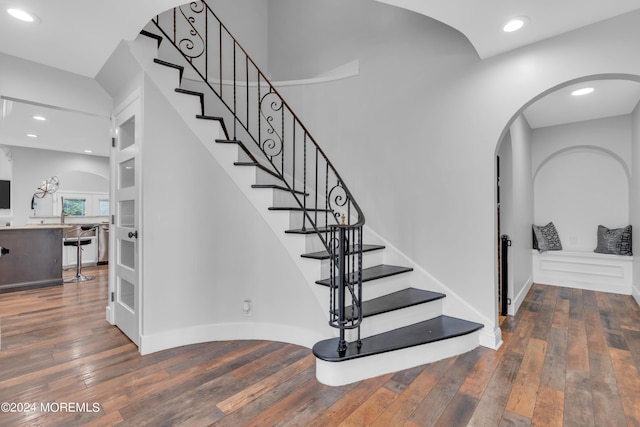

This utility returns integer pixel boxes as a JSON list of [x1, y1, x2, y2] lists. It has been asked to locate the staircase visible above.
[[137, 1, 483, 386]]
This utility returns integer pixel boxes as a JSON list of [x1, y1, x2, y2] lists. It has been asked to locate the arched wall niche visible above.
[[533, 146, 629, 252]]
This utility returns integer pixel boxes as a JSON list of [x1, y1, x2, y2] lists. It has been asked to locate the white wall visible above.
[[631, 102, 640, 303], [4, 147, 108, 226], [503, 116, 534, 314], [266, 1, 640, 336], [140, 73, 328, 347], [208, 0, 269, 73], [532, 116, 631, 252], [0, 52, 111, 116], [497, 131, 514, 307]]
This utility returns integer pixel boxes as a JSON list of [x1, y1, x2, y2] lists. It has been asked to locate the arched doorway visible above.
[[496, 76, 640, 321]]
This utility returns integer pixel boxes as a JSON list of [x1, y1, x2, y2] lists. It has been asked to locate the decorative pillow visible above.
[[532, 222, 562, 252], [532, 226, 547, 252], [619, 225, 633, 255], [594, 225, 632, 256]]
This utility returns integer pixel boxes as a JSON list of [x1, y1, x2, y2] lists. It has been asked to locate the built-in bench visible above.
[[532, 249, 633, 294]]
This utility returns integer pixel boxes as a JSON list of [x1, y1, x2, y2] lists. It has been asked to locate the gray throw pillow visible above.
[[619, 225, 632, 255], [532, 225, 548, 252], [532, 222, 562, 252], [594, 225, 632, 256]]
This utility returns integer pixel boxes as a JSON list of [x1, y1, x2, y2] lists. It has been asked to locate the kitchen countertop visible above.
[[0, 224, 73, 230]]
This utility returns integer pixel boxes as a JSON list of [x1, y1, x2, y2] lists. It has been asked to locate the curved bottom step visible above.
[[313, 315, 483, 386]]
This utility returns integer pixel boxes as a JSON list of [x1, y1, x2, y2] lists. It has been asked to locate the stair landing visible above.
[[313, 315, 483, 386], [313, 315, 483, 362]]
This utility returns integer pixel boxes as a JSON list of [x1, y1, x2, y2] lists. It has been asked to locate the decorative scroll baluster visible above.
[[152, 0, 365, 353]]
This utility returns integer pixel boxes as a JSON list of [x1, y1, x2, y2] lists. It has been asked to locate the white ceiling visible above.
[[523, 80, 640, 130], [1, 96, 111, 156], [1, 0, 640, 156], [377, 0, 640, 60]]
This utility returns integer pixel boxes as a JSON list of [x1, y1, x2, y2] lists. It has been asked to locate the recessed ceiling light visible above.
[[84, 150, 93, 154], [26, 133, 38, 138], [503, 17, 528, 33], [571, 87, 595, 96], [32, 115, 46, 121], [7, 8, 36, 23]]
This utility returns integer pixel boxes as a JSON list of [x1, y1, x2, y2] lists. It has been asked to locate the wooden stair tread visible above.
[[196, 114, 224, 121], [152, 58, 184, 83], [312, 315, 483, 362], [268, 206, 332, 213], [141, 30, 163, 47], [232, 161, 281, 179], [341, 288, 445, 320], [285, 227, 330, 235], [175, 88, 203, 97], [153, 58, 182, 72], [315, 264, 413, 287], [302, 244, 385, 260]]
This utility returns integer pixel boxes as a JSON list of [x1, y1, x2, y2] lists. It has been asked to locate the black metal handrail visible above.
[[152, 1, 365, 353]]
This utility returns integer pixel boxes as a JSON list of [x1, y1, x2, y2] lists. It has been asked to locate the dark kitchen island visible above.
[[0, 225, 69, 293]]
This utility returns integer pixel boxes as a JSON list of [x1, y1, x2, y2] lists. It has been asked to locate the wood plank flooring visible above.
[[1, 265, 640, 426]]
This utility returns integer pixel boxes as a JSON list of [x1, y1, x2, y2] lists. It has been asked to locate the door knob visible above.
[[128, 231, 138, 239]]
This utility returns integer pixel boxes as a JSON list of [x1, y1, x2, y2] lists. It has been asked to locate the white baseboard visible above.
[[139, 322, 327, 356], [510, 276, 533, 316]]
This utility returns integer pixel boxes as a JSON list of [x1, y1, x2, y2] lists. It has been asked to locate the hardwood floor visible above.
[[1, 265, 640, 426]]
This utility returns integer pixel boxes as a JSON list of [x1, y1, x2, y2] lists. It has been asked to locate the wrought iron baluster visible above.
[[233, 40, 236, 140], [292, 121, 296, 194], [204, 7, 208, 82], [303, 133, 307, 230], [281, 97, 285, 176], [257, 72, 261, 151], [337, 225, 347, 356], [245, 56, 249, 133], [218, 22, 222, 96]]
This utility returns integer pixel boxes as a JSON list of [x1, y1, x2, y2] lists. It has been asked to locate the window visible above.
[[97, 199, 110, 216], [63, 198, 86, 216]]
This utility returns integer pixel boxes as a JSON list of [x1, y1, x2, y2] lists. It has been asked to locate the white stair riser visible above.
[[325, 273, 413, 308], [318, 250, 384, 278], [255, 168, 283, 186], [288, 210, 336, 230], [273, 189, 303, 207], [315, 331, 481, 386], [345, 299, 443, 341], [237, 146, 254, 163], [360, 274, 413, 300], [304, 232, 328, 253]]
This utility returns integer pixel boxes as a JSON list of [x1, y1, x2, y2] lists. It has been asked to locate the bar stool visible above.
[[63, 225, 97, 283]]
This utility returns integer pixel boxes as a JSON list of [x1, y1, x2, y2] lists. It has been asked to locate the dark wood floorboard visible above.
[[1, 266, 640, 426]]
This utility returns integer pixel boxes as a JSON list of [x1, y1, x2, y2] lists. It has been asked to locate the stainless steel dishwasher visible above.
[[98, 223, 109, 264]]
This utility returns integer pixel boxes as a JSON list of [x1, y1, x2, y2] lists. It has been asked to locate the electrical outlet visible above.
[[242, 299, 252, 317]]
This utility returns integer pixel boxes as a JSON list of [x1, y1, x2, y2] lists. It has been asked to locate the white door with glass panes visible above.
[[109, 94, 141, 346]]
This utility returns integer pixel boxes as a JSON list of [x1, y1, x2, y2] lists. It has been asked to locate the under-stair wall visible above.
[[98, 38, 331, 355]]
